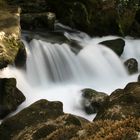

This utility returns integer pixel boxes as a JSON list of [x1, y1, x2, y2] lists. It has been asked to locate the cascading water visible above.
[[1, 26, 140, 121]]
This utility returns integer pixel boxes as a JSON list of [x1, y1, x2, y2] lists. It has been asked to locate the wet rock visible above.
[[99, 38, 125, 56], [81, 88, 108, 114], [0, 78, 25, 119], [124, 58, 138, 74], [95, 82, 140, 120], [21, 12, 56, 31], [0, 99, 88, 140]]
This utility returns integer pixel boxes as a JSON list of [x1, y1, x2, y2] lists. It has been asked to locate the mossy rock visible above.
[[0, 78, 25, 119], [95, 82, 140, 120]]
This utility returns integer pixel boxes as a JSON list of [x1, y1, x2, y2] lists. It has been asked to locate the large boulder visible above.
[[99, 38, 125, 56], [81, 88, 108, 114], [0, 99, 88, 140], [124, 58, 138, 74], [95, 82, 140, 120], [0, 78, 25, 119]]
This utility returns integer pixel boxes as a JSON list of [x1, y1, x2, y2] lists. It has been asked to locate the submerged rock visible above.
[[0, 78, 25, 119], [124, 58, 138, 74], [81, 88, 108, 114], [95, 82, 140, 120], [99, 38, 125, 56]]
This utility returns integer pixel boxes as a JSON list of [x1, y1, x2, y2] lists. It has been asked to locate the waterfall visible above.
[[0, 30, 139, 121], [24, 37, 128, 87]]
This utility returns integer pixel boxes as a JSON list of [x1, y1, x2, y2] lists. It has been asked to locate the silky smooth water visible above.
[[0, 30, 139, 121]]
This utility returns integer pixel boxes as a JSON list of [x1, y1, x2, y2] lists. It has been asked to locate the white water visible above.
[[0, 31, 140, 121]]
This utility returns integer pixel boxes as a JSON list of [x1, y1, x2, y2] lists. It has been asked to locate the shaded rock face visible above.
[[0, 99, 88, 140], [47, 0, 139, 36], [14, 41, 26, 68], [124, 58, 138, 74], [21, 12, 56, 31], [95, 82, 140, 120], [99, 38, 125, 56], [6, 0, 48, 13], [81, 88, 108, 114], [6, 0, 56, 31], [0, 78, 25, 119]]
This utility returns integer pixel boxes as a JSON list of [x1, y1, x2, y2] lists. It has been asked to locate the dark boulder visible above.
[[0, 78, 25, 119], [124, 58, 138, 74], [14, 41, 26, 68], [81, 88, 108, 114], [99, 38, 125, 56], [95, 82, 140, 120]]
